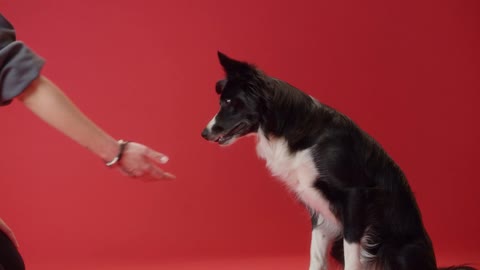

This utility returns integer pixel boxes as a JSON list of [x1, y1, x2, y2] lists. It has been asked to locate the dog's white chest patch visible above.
[[256, 131, 340, 227]]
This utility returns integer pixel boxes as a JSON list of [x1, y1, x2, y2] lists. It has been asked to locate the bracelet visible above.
[[105, 139, 129, 167]]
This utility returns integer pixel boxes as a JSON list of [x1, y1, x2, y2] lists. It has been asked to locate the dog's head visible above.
[[201, 52, 266, 146]]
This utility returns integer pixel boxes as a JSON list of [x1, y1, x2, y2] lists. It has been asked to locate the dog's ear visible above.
[[215, 79, 227, 94], [217, 51, 255, 78]]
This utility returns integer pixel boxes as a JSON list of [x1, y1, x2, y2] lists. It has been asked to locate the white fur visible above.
[[310, 215, 333, 270], [256, 129, 341, 228], [255, 128, 378, 270], [256, 129, 343, 270], [344, 239, 364, 270], [360, 227, 378, 264], [206, 114, 217, 131]]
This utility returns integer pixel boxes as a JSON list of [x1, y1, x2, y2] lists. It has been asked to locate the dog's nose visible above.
[[201, 128, 210, 140]]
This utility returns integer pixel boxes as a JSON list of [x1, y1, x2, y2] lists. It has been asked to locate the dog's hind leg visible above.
[[375, 238, 437, 270]]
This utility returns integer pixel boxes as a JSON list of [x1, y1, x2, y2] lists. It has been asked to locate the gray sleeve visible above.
[[0, 14, 45, 106]]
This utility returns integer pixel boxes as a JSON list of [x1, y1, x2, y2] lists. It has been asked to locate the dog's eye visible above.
[[220, 99, 232, 106], [221, 98, 242, 110]]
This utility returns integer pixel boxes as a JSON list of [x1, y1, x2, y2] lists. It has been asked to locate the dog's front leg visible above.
[[343, 239, 363, 270], [309, 213, 332, 270]]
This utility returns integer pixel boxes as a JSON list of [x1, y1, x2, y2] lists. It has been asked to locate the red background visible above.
[[1, 0, 479, 268]]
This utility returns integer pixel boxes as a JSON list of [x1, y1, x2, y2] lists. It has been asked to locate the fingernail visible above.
[[160, 156, 169, 163]]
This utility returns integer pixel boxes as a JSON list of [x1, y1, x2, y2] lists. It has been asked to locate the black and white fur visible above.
[[201, 52, 475, 270]]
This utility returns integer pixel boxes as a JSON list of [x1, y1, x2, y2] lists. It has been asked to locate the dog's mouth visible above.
[[214, 122, 248, 145]]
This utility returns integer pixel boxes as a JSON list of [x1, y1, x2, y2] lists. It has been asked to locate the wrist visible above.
[[104, 139, 129, 167], [99, 138, 121, 161]]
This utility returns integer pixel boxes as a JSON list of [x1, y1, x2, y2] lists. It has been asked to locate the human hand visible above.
[[0, 218, 19, 248], [117, 142, 176, 181]]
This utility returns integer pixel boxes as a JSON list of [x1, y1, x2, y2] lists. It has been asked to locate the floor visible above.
[[26, 252, 479, 270]]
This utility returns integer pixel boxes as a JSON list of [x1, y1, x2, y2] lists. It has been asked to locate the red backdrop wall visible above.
[[1, 0, 479, 267]]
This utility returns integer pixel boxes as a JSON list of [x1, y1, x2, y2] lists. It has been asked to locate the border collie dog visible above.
[[201, 52, 475, 270]]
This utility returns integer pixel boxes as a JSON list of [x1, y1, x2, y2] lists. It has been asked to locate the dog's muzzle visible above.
[[201, 128, 211, 140]]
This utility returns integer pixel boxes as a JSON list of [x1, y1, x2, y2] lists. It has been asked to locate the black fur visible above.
[[0, 230, 24, 270], [201, 52, 476, 270]]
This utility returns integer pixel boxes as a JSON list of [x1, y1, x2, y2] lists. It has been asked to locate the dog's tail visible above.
[[438, 265, 477, 270]]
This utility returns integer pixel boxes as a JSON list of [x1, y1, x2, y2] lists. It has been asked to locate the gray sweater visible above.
[[0, 13, 44, 106]]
